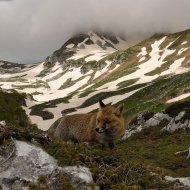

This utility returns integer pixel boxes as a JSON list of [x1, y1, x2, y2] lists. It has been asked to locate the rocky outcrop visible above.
[[165, 176, 190, 189], [162, 111, 190, 132], [122, 111, 171, 140], [123, 109, 190, 140], [145, 112, 171, 127], [0, 138, 97, 190]]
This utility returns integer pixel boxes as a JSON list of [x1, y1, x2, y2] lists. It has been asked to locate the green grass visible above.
[[121, 71, 190, 120], [0, 91, 29, 127], [58, 76, 86, 90], [0, 90, 189, 189], [44, 118, 190, 189], [168, 29, 190, 49], [122, 125, 190, 177], [117, 78, 139, 89]]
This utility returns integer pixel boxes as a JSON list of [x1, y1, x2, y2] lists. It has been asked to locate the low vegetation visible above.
[[0, 90, 29, 127], [44, 119, 190, 189], [0, 90, 189, 189]]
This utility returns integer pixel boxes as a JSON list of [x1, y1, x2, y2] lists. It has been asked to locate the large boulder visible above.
[[0, 140, 97, 190]]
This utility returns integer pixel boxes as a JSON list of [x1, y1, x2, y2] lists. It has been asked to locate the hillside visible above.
[[1, 30, 190, 130], [0, 29, 190, 189], [0, 89, 189, 189]]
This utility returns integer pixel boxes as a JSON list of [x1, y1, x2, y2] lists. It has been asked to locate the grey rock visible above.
[[122, 125, 142, 140], [165, 176, 190, 188], [145, 112, 171, 127], [122, 112, 171, 140], [0, 140, 97, 190], [162, 111, 190, 132], [63, 166, 99, 190], [175, 111, 185, 122]]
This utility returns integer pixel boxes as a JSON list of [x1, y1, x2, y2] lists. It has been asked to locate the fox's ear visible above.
[[115, 104, 124, 117], [99, 100, 106, 109]]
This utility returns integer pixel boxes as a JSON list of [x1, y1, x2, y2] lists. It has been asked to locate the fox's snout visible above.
[[95, 127, 105, 133]]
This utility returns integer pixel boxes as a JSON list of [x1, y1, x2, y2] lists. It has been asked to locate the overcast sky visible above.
[[0, 0, 190, 63]]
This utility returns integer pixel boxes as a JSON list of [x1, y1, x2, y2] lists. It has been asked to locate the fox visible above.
[[47, 100, 125, 149]]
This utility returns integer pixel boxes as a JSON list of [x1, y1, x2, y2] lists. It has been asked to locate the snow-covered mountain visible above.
[[0, 30, 190, 131], [46, 31, 127, 63]]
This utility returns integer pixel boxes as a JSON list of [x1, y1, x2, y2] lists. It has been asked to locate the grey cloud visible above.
[[0, 0, 190, 63]]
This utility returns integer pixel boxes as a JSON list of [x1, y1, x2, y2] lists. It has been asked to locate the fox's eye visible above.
[[105, 120, 111, 124], [97, 119, 100, 123]]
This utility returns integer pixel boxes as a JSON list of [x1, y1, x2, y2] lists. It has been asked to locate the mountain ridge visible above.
[[45, 31, 128, 64]]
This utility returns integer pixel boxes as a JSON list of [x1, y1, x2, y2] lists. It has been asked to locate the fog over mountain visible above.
[[0, 0, 190, 63]]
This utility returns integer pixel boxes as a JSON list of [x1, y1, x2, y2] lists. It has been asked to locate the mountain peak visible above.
[[46, 31, 128, 64]]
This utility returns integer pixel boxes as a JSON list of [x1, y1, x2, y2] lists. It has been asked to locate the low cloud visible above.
[[0, 0, 190, 63]]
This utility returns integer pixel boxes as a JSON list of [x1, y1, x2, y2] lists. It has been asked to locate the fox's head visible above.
[[95, 100, 125, 138]]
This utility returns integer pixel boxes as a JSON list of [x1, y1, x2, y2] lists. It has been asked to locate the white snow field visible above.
[[98, 37, 179, 90], [68, 32, 116, 62], [137, 47, 147, 62]]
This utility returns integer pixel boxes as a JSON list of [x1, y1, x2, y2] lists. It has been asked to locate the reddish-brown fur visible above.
[[47, 100, 125, 149]]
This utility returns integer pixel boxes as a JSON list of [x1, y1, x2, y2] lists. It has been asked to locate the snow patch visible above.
[[181, 41, 187, 45], [137, 47, 147, 57], [178, 47, 189, 55], [23, 98, 63, 131], [66, 43, 75, 48], [98, 37, 169, 90], [166, 93, 190, 103], [139, 56, 146, 62], [66, 31, 119, 62], [34, 75, 90, 102], [160, 57, 187, 76]]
